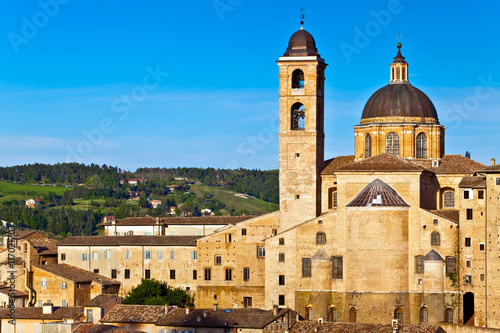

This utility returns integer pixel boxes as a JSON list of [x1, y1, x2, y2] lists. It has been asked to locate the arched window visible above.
[[394, 307, 404, 324], [416, 133, 427, 158], [305, 304, 313, 320], [291, 103, 305, 130], [328, 306, 337, 322], [392, 68, 395, 81], [420, 307, 428, 322], [386, 132, 400, 156], [292, 69, 305, 89], [316, 232, 326, 245], [431, 232, 441, 246], [443, 190, 455, 208], [349, 307, 357, 322], [365, 134, 372, 158], [396, 67, 400, 80], [445, 308, 453, 323], [328, 188, 337, 209], [402, 67, 406, 80]]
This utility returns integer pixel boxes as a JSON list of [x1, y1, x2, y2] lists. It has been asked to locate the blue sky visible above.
[[1, 0, 499, 171]]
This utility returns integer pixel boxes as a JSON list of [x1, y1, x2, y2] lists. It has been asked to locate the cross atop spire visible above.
[[397, 32, 402, 43], [300, 7, 305, 30]]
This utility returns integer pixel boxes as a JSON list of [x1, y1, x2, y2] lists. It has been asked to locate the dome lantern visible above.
[[390, 43, 409, 84]]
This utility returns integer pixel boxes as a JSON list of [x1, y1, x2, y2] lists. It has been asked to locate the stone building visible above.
[[195, 21, 500, 328]]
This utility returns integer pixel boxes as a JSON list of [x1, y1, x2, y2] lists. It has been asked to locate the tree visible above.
[[122, 279, 194, 307]]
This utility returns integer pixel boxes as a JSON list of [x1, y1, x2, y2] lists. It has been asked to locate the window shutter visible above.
[[158, 250, 163, 260]]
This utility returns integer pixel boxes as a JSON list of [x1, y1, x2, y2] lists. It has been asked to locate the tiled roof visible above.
[[86, 294, 120, 307], [424, 249, 444, 261], [0, 286, 28, 298], [28, 237, 58, 255], [458, 176, 486, 188], [73, 324, 143, 333], [58, 236, 201, 247], [290, 322, 445, 333], [346, 179, 409, 208], [34, 264, 120, 286], [100, 216, 254, 226], [5, 230, 44, 240], [100, 304, 167, 323], [478, 163, 500, 173], [156, 307, 291, 328], [321, 156, 355, 174], [335, 154, 426, 173], [0, 306, 83, 320], [424, 209, 459, 224], [413, 155, 486, 174]]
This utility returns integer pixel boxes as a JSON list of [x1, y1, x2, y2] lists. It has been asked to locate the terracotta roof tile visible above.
[[28, 237, 58, 255], [426, 209, 460, 223], [346, 179, 409, 208], [58, 235, 201, 247], [290, 322, 446, 333], [100, 304, 167, 323], [424, 249, 444, 261], [71, 323, 143, 333], [413, 155, 486, 174], [86, 294, 120, 307], [458, 176, 486, 188], [335, 154, 426, 173], [34, 264, 120, 286], [478, 163, 500, 172], [0, 306, 83, 320], [100, 216, 254, 226], [322, 156, 355, 174], [0, 286, 28, 298]]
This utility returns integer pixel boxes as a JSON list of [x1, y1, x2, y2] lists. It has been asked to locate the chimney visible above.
[[203, 311, 208, 318], [491, 158, 496, 166], [164, 305, 169, 314], [213, 303, 218, 311], [156, 217, 160, 225], [186, 308, 190, 314], [43, 303, 54, 314], [273, 305, 279, 316]]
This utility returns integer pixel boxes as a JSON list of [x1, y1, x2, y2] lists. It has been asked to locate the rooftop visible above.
[[100, 304, 168, 324], [100, 215, 254, 226], [34, 264, 120, 286], [290, 322, 446, 333], [28, 237, 58, 255], [346, 179, 409, 208], [86, 294, 121, 307], [458, 176, 486, 189], [330, 154, 426, 173], [58, 235, 201, 247], [0, 306, 83, 320], [413, 155, 486, 174]]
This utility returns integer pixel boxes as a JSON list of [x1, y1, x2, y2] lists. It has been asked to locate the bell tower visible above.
[[277, 21, 327, 231]]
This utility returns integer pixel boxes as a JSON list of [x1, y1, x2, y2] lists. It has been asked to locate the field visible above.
[[0, 180, 71, 202], [190, 185, 278, 215]]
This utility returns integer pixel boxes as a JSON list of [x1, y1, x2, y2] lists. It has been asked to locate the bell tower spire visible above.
[[390, 38, 409, 84]]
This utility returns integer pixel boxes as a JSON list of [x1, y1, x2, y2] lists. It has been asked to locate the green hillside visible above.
[[0, 180, 70, 202]]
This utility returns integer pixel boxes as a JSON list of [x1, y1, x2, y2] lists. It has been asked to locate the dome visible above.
[[360, 83, 439, 124], [283, 28, 319, 57]]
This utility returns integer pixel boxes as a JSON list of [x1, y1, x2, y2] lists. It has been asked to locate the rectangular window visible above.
[[496, 177, 500, 185], [170, 250, 175, 260], [40, 279, 47, 287], [92, 252, 100, 260], [478, 190, 484, 199], [225, 233, 232, 243], [60, 282, 67, 289], [242, 228, 247, 236], [193, 270, 197, 280], [225, 268, 232, 281], [170, 270, 176, 279], [81, 253, 89, 261], [204, 268, 211, 281], [279, 295, 285, 306], [480, 243, 485, 251], [465, 237, 471, 247], [279, 238, 285, 246], [480, 274, 485, 281], [60, 253, 66, 261], [446, 256, 456, 274], [62, 300, 68, 307], [145, 269, 151, 279], [158, 250, 163, 260], [243, 297, 252, 308], [215, 255, 222, 265], [463, 190, 470, 199], [279, 253, 285, 262], [125, 249, 130, 260], [144, 250, 152, 259], [279, 275, 285, 286], [416, 256, 424, 273], [466, 260, 472, 268], [191, 251, 197, 260], [466, 209, 473, 220], [104, 249, 111, 259], [257, 246, 265, 257], [332, 256, 343, 279], [302, 258, 311, 278], [243, 267, 250, 281], [111, 269, 117, 279], [93, 269, 99, 274], [125, 269, 130, 279], [464, 275, 472, 284]]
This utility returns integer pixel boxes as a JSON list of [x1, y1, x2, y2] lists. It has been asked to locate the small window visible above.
[[480, 274, 485, 281], [443, 191, 455, 208], [92, 252, 100, 260], [124, 270, 130, 279], [104, 249, 111, 259], [279, 295, 285, 306], [416, 133, 427, 159], [466, 260, 472, 267], [445, 308, 453, 323], [170, 250, 175, 260], [464, 275, 472, 284], [480, 243, 485, 251], [295, 195, 300, 200], [433, 219, 438, 225], [415, 256, 424, 273], [365, 134, 372, 158], [191, 251, 197, 260], [125, 250, 130, 260], [243, 297, 253, 308], [291, 103, 305, 130], [60, 253, 66, 261], [279, 238, 285, 246], [279, 275, 285, 286], [192, 270, 197, 280], [332, 257, 343, 279], [431, 232, 441, 246], [420, 307, 428, 322], [292, 69, 305, 89], [225, 233, 232, 243], [243, 267, 250, 281], [296, 153, 300, 158], [111, 269, 117, 279], [242, 228, 247, 236], [62, 300, 68, 307], [466, 209, 473, 220], [170, 270, 176, 279], [93, 269, 99, 274], [386, 132, 400, 156], [463, 190, 471, 199], [158, 250, 163, 260], [446, 256, 456, 274], [465, 237, 471, 247], [316, 232, 326, 244], [204, 268, 211, 281], [60, 282, 67, 289], [144, 250, 152, 260], [257, 246, 265, 257], [215, 255, 222, 265], [329, 307, 338, 322], [279, 253, 285, 262], [496, 177, 500, 185], [302, 258, 311, 278], [145, 269, 151, 279], [478, 190, 484, 199], [225, 268, 232, 281], [81, 253, 89, 261]]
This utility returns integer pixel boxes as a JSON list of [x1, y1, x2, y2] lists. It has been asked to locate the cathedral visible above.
[[195, 22, 500, 328]]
